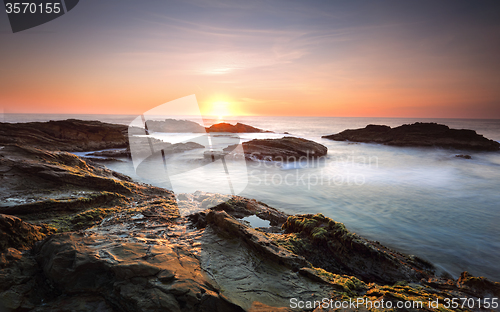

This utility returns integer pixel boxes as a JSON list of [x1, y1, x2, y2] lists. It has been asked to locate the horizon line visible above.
[[2, 112, 500, 121]]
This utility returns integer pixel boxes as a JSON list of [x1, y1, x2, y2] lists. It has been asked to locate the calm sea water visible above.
[[5, 114, 500, 281]]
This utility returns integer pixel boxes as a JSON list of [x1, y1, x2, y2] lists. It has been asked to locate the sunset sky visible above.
[[1, 0, 500, 118]]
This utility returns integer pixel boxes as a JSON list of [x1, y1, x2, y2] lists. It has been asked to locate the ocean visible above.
[[4, 113, 500, 281]]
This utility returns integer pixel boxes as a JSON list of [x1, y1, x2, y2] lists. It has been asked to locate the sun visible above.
[[210, 101, 231, 120]]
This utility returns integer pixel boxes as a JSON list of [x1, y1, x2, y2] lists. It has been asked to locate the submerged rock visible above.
[[322, 122, 500, 151], [224, 136, 328, 161]]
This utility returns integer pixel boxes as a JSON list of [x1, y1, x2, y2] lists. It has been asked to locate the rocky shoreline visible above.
[[0, 119, 129, 152], [1, 120, 500, 311]]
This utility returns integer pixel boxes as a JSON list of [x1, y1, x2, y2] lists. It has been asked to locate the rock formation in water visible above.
[[0, 120, 205, 162], [206, 122, 271, 133], [322, 122, 500, 151], [224, 136, 328, 161], [145, 119, 206, 133]]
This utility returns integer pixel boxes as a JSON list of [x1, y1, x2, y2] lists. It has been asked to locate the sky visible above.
[[1, 0, 500, 118]]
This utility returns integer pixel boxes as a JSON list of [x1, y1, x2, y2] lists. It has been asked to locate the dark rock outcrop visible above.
[[0, 214, 53, 270], [0, 119, 128, 152], [86, 149, 130, 158], [186, 193, 289, 226], [145, 119, 206, 133], [456, 271, 500, 298], [224, 136, 328, 161], [322, 122, 500, 151], [206, 122, 271, 133], [277, 213, 434, 284]]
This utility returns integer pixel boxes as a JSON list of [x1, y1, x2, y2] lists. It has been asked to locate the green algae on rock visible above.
[[277, 213, 435, 284]]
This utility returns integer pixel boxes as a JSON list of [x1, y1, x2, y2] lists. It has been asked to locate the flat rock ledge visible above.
[[322, 122, 500, 151], [0, 119, 128, 152]]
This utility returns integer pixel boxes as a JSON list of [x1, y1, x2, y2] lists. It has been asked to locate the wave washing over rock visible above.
[[1, 120, 500, 311]]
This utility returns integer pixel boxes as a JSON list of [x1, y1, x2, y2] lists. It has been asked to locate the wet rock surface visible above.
[[33, 232, 241, 312], [184, 192, 289, 226], [322, 122, 500, 151], [224, 136, 328, 161]]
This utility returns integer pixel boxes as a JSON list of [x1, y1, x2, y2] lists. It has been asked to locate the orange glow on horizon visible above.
[[1, 72, 499, 119], [199, 98, 247, 118], [207, 101, 231, 119], [1, 1, 499, 120]]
